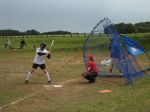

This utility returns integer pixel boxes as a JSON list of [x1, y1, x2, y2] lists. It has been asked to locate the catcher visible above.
[[82, 55, 98, 83], [24, 42, 51, 84]]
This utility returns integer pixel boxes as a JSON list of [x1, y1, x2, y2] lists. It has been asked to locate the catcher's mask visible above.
[[40, 42, 46, 50]]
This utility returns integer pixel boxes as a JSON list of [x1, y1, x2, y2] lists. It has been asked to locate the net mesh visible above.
[[83, 17, 145, 84]]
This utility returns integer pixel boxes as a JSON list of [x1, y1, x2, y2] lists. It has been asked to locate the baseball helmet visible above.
[[40, 42, 46, 49]]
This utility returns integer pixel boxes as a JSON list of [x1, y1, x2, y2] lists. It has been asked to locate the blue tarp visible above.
[[110, 35, 144, 84], [120, 35, 144, 56]]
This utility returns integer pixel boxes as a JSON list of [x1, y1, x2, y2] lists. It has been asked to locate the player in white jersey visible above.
[[24, 43, 51, 84]]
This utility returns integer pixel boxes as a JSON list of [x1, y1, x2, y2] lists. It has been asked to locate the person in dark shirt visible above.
[[20, 39, 26, 49]]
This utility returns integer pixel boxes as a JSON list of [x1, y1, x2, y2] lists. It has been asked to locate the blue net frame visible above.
[[83, 17, 148, 84]]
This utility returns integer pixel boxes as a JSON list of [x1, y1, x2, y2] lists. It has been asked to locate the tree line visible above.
[[114, 22, 150, 34], [0, 29, 71, 36], [0, 22, 150, 36]]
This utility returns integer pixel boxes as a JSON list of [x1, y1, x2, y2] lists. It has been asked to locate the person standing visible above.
[[108, 39, 114, 75], [5, 39, 11, 49], [20, 39, 26, 49], [24, 42, 51, 84], [108, 38, 122, 76]]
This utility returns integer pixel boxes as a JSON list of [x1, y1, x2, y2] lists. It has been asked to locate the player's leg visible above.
[[91, 72, 98, 79], [26, 68, 35, 80], [89, 72, 98, 83], [40, 64, 51, 83], [43, 69, 51, 83], [85, 75, 92, 82], [83, 72, 95, 83], [109, 64, 114, 75], [24, 63, 37, 84], [116, 66, 123, 76]]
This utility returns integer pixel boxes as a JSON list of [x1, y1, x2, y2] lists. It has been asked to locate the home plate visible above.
[[43, 85, 63, 88], [52, 85, 63, 88], [43, 85, 51, 88], [99, 89, 112, 93]]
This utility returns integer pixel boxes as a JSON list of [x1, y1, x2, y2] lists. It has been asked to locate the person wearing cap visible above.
[[82, 55, 98, 83], [108, 38, 123, 76], [24, 42, 51, 84]]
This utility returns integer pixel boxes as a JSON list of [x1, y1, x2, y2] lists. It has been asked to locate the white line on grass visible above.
[[0, 78, 80, 111], [0, 55, 82, 110], [0, 93, 37, 110]]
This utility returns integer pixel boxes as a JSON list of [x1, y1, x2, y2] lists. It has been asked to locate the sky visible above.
[[0, 0, 150, 33]]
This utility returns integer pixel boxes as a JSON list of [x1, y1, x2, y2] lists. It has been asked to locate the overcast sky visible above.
[[0, 0, 149, 33]]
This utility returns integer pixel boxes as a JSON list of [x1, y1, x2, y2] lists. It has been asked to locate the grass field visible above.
[[0, 36, 150, 112]]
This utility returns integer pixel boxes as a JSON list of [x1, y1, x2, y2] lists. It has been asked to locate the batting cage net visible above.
[[83, 17, 149, 84]]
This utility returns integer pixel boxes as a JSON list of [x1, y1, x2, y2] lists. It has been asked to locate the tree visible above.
[[25, 29, 40, 35]]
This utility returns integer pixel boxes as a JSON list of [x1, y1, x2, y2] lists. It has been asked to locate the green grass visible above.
[[0, 36, 85, 52], [0, 35, 150, 112]]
